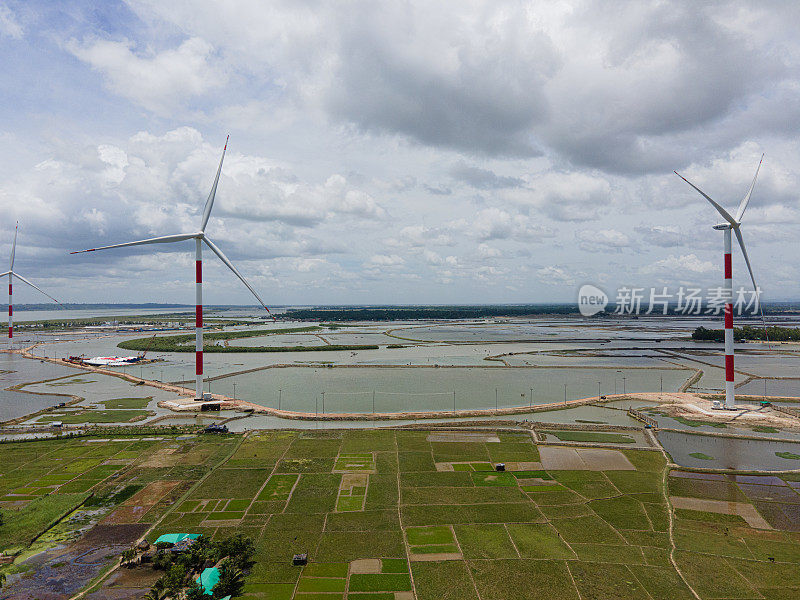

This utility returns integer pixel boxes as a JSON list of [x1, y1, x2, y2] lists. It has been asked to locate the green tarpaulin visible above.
[[154, 533, 200, 545], [196, 567, 220, 595]]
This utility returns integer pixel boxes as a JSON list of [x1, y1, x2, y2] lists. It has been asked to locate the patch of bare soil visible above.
[[350, 558, 382, 574], [635, 392, 800, 431], [102, 505, 148, 525], [138, 448, 178, 468], [671, 496, 773, 529], [427, 432, 501, 443], [105, 564, 161, 589], [409, 552, 463, 561], [125, 480, 180, 506], [103, 481, 181, 525]]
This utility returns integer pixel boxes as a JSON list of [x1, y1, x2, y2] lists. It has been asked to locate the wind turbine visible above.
[[674, 155, 764, 409], [72, 136, 272, 400], [1, 223, 60, 348]]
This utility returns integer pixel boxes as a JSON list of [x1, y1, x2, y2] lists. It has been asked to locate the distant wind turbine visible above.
[[674, 155, 765, 409], [1, 223, 60, 348], [72, 137, 273, 400]]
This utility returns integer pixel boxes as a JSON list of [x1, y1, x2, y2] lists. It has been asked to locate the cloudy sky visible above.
[[1, 0, 799, 306]]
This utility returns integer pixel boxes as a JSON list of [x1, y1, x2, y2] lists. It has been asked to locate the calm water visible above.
[[218, 365, 690, 414], [4, 314, 800, 420], [0, 353, 83, 421], [657, 429, 800, 471]]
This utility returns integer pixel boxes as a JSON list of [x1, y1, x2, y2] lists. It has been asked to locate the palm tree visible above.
[[144, 578, 167, 600], [213, 559, 244, 598], [120, 547, 137, 566]]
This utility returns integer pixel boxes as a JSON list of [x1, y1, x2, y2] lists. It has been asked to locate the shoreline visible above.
[[6, 346, 800, 429]]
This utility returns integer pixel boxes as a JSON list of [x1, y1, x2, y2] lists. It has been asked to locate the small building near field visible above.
[[154, 533, 200, 545]]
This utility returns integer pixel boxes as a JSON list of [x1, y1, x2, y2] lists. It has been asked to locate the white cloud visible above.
[[0, 4, 23, 39], [460, 208, 555, 242], [642, 254, 716, 275], [67, 37, 223, 114], [634, 225, 683, 248], [3, 3, 800, 303], [366, 254, 405, 267], [477, 243, 501, 258], [575, 229, 632, 253], [536, 266, 575, 286]]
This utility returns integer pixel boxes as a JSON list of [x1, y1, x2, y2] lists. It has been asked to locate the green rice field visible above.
[[2, 429, 800, 599]]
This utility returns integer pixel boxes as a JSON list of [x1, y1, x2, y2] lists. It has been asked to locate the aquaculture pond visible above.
[[657, 429, 800, 471]]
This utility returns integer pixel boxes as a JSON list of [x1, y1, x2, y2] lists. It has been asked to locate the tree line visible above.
[[692, 325, 800, 342]]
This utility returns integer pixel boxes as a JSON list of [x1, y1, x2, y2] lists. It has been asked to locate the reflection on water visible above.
[[737, 378, 800, 397], [657, 429, 800, 471], [219, 365, 690, 414]]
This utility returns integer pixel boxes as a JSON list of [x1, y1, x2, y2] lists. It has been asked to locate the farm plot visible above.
[[5, 429, 800, 599], [0, 434, 235, 597]]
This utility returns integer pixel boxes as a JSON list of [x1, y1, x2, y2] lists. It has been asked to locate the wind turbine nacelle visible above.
[[713, 224, 732, 230]]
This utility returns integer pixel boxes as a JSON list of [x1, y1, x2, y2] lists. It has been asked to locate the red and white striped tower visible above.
[[195, 237, 204, 400], [8, 274, 12, 348], [721, 226, 735, 408], [7, 222, 16, 349], [676, 156, 766, 411], [3, 223, 59, 348]]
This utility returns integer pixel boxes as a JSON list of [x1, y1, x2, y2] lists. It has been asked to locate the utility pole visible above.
[[322, 391, 325, 414], [529, 387, 533, 408], [623, 377, 626, 395], [495, 388, 498, 410], [564, 384, 567, 404], [233, 382, 236, 400], [453, 390, 456, 413], [278, 389, 282, 411], [373, 390, 376, 414], [598, 381, 601, 400], [660, 375, 663, 397]]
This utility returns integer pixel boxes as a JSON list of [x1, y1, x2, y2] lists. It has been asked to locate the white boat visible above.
[[83, 356, 141, 366]]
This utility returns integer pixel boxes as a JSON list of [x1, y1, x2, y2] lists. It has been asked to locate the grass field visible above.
[[543, 430, 637, 444], [3, 429, 800, 599], [101, 396, 153, 409], [35, 409, 152, 423]]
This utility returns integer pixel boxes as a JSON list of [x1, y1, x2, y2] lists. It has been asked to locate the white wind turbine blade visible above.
[[203, 236, 273, 317], [70, 232, 198, 254], [0, 270, 9, 277], [200, 135, 229, 233], [734, 226, 770, 340], [735, 154, 764, 222], [10, 222, 18, 270], [674, 171, 737, 226], [12, 272, 60, 304], [733, 227, 758, 294]]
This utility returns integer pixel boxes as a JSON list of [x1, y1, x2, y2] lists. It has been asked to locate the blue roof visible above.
[[154, 533, 200, 545], [196, 567, 220, 595]]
